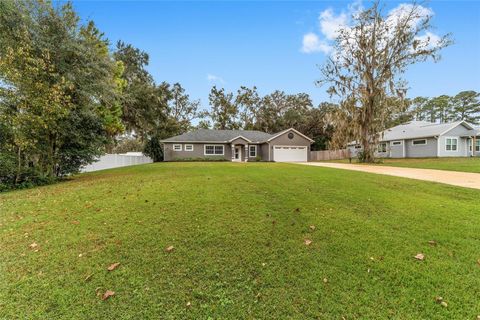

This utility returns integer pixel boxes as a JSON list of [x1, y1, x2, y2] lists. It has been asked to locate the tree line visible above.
[[409, 91, 480, 124], [199, 86, 336, 150]]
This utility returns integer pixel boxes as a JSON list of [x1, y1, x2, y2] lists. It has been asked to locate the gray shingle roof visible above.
[[161, 129, 274, 143], [380, 120, 476, 141]]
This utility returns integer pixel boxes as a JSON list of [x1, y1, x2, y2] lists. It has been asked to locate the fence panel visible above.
[[81, 153, 153, 172], [310, 149, 351, 161]]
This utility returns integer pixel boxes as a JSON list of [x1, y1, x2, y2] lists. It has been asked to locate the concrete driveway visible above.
[[299, 162, 480, 190]]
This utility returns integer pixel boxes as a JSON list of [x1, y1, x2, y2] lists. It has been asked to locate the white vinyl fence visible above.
[[81, 152, 153, 172]]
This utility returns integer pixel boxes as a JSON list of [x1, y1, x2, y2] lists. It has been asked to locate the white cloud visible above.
[[415, 31, 441, 46], [412, 31, 442, 52], [301, 32, 332, 54], [318, 8, 348, 41], [387, 3, 433, 31], [206, 73, 225, 84], [301, 1, 360, 54]]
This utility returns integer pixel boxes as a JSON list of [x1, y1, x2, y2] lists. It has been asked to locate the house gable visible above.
[[229, 136, 252, 145], [440, 121, 476, 137], [267, 128, 314, 143]]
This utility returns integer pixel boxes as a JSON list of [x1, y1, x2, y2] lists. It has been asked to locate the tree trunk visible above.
[[360, 95, 376, 163], [14, 147, 21, 186], [46, 133, 57, 178]]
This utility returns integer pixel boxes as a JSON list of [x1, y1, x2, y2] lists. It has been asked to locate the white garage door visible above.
[[273, 146, 308, 162]]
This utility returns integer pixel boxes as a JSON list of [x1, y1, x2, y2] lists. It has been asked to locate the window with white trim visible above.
[[446, 138, 458, 151], [185, 144, 194, 151], [354, 145, 362, 149], [476, 140, 480, 152], [391, 141, 402, 146], [378, 143, 387, 153], [412, 139, 427, 146], [204, 145, 224, 155], [173, 144, 182, 151], [249, 145, 257, 157]]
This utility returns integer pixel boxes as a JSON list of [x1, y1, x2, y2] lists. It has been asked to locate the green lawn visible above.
[[330, 157, 480, 173], [1, 163, 480, 319]]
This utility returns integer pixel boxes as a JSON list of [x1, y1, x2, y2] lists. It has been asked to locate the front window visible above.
[[378, 143, 387, 153], [391, 141, 402, 146], [249, 145, 257, 157], [412, 139, 427, 146], [173, 144, 182, 151], [446, 138, 458, 151], [185, 144, 193, 151], [476, 140, 480, 152], [205, 145, 224, 155]]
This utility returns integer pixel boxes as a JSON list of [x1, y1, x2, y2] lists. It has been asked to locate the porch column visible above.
[[231, 144, 235, 161], [244, 145, 248, 162], [473, 136, 477, 157]]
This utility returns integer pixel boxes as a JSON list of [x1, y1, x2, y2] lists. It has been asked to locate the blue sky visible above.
[[71, 1, 480, 110]]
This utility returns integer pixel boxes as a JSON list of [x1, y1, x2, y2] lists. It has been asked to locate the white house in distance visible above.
[[348, 120, 480, 158]]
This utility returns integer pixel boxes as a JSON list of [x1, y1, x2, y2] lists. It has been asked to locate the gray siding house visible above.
[[161, 128, 314, 162], [348, 120, 480, 158]]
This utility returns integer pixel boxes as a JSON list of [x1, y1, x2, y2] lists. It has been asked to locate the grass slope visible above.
[[1, 163, 479, 319], [330, 157, 480, 173]]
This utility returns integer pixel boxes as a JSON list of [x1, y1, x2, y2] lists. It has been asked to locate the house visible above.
[[161, 128, 314, 162], [348, 120, 480, 158]]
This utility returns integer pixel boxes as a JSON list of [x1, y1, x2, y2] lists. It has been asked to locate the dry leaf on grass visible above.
[[29, 242, 38, 249], [84, 274, 93, 282], [186, 301, 191, 307], [102, 290, 115, 300], [414, 253, 425, 261], [309, 225, 316, 231], [304, 239, 312, 246], [435, 297, 447, 307], [107, 262, 120, 271], [428, 240, 437, 246], [165, 245, 174, 252], [477, 259, 480, 267]]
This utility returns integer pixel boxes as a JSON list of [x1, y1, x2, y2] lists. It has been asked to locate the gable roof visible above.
[[160, 128, 314, 144], [380, 120, 476, 141], [267, 128, 315, 142], [228, 135, 252, 143], [160, 129, 273, 143]]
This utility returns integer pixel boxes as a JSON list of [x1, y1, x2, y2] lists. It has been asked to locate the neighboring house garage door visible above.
[[273, 146, 308, 162]]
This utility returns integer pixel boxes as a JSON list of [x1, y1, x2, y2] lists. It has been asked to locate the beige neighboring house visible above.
[[348, 120, 480, 158], [161, 128, 313, 162]]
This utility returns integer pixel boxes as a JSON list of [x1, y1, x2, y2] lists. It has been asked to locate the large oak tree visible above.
[[319, 1, 452, 162]]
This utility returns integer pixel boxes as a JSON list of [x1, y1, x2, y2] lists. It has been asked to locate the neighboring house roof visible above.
[[161, 129, 275, 143], [380, 120, 476, 141], [474, 126, 480, 136]]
